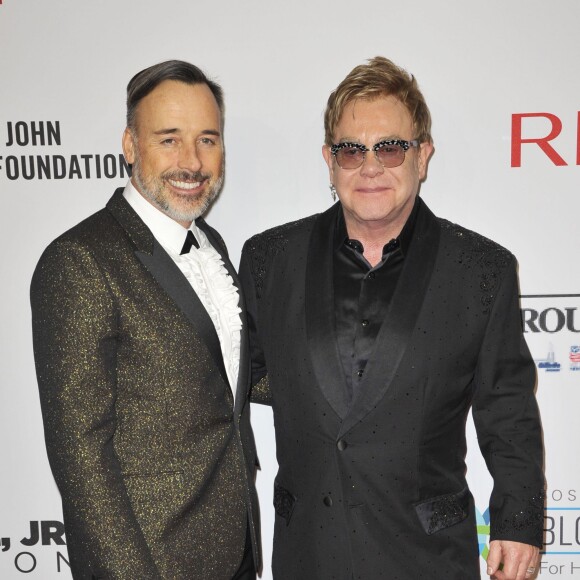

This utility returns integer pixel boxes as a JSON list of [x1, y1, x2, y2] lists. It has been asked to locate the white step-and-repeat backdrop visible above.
[[1, 0, 579, 577]]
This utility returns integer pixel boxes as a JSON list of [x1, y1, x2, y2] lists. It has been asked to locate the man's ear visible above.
[[418, 141, 434, 181], [122, 128, 136, 165], [322, 144, 335, 183]]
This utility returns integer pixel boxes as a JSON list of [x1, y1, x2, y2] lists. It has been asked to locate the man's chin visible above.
[[166, 197, 214, 223], [137, 180, 220, 223], [165, 208, 203, 223]]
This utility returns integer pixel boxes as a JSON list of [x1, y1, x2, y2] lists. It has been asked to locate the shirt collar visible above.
[[122, 180, 202, 255], [334, 195, 421, 258]]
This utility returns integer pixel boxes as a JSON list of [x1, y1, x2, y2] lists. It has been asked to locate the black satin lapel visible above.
[[234, 313, 250, 416], [135, 240, 230, 388], [233, 276, 250, 415], [197, 220, 250, 413], [197, 218, 238, 281], [339, 202, 441, 436], [107, 188, 154, 254], [306, 205, 350, 419]]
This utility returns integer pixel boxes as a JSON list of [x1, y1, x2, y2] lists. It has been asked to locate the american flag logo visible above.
[[570, 346, 580, 364]]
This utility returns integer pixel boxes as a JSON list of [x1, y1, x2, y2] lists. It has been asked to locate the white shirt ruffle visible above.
[[174, 235, 242, 394]]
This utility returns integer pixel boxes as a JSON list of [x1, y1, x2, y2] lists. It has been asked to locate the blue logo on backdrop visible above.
[[537, 345, 562, 372], [520, 294, 580, 375], [543, 506, 580, 555], [476, 507, 491, 561]]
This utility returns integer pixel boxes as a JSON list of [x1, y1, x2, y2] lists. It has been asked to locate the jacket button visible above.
[[323, 496, 333, 507], [337, 439, 348, 451]]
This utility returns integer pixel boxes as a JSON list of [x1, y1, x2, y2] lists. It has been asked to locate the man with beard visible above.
[[31, 60, 260, 580]]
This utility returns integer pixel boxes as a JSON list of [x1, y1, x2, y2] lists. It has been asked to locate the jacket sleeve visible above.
[[239, 242, 271, 405], [30, 239, 162, 579], [471, 253, 545, 548]]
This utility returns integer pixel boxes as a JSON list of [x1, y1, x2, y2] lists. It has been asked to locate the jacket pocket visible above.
[[414, 485, 470, 534], [273, 481, 296, 526]]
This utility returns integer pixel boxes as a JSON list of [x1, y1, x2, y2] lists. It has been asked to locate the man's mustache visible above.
[[163, 170, 210, 182]]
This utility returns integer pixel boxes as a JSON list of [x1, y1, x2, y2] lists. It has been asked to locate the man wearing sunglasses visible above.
[[240, 57, 543, 580]]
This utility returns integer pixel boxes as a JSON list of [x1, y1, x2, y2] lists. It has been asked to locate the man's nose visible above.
[[359, 150, 385, 177], [178, 142, 203, 172]]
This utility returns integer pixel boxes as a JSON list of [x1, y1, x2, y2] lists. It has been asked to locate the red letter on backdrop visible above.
[[511, 113, 567, 167]]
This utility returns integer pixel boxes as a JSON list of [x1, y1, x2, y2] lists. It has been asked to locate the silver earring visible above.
[[329, 184, 337, 202]]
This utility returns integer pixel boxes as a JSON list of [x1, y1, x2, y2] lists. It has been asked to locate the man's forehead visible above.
[[337, 98, 410, 126], [342, 95, 408, 116], [134, 81, 221, 129]]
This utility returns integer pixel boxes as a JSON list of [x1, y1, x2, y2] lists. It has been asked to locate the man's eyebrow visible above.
[[152, 128, 221, 137], [377, 135, 404, 141], [336, 136, 359, 143], [153, 128, 179, 136], [336, 135, 403, 143]]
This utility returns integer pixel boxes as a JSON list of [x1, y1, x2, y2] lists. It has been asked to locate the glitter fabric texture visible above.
[[31, 189, 260, 579], [414, 487, 470, 534], [244, 215, 314, 299], [440, 219, 512, 314], [494, 490, 545, 549], [273, 482, 296, 525]]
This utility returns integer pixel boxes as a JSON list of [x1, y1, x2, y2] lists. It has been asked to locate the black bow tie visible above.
[[180, 230, 200, 254]]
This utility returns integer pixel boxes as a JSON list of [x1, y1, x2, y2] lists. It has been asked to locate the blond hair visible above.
[[324, 56, 432, 146]]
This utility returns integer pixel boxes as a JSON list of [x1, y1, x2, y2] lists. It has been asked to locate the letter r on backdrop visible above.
[[511, 112, 567, 167]]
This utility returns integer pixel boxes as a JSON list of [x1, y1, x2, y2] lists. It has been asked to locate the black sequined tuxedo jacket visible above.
[[239, 198, 543, 580], [31, 189, 260, 580]]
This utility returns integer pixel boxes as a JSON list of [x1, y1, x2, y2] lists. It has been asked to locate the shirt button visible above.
[[323, 496, 333, 507], [368, 272, 376, 280], [337, 439, 348, 451], [357, 369, 364, 378], [361, 319, 369, 327]]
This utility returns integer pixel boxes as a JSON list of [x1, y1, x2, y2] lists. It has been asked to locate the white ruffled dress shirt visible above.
[[123, 181, 242, 403]]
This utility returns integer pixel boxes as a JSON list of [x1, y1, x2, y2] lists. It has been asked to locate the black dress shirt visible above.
[[333, 198, 420, 402]]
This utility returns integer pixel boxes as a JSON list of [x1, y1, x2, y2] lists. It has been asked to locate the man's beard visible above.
[[132, 154, 223, 223]]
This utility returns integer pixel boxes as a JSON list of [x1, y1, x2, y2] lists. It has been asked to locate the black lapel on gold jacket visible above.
[[305, 203, 351, 419], [106, 189, 230, 388], [338, 199, 441, 437]]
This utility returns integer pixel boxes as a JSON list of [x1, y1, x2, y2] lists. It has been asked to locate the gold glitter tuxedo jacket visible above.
[[31, 188, 260, 580]]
